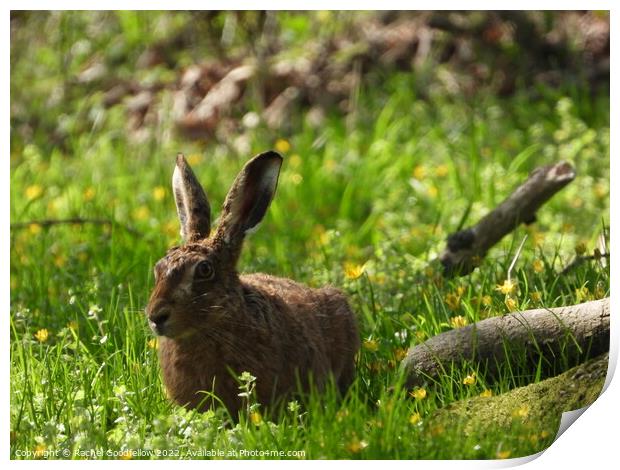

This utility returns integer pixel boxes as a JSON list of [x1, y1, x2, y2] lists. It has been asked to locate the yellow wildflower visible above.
[[29, 224, 42, 235], [530, 230, 545, 247], [83, 186, 96, 201], [47, 198, 61, 214], [249, 411, 263, 425], [67, 321, 78, 331], [147, 338, 158, 349], [505, 297, 518, 312], [34, 329, 49, 343], [153, 186, 166, 201], [569, 197, 584, 208], [575, 286, 590, 302], [481, 295, 492, 307], [532, 259, 544, 273], [133, 206, 150, 221], [275, 138, 291, 153], [594, 285, 606, 299], [463, 373, 476, 386], [363, 339, 379, 353], [410, 388, 427, 400], [445, 293, 460, 311], [393, 347, 408, 361], [187, 154, 203, 166], [593, 183, 607, 199], [413, 165, 426, 180], [162, 220, 177, 239], [540, 430, 550, 439], [345, 436, 368, 453], [449, 315, 468, 329], [290, 173, 303, 185], [26, 184, 43, 200], [318, 230, 331, 247], [324, 159, 336, 171], [54, 255, 66, 268], [34, 444, 47, 458], [495, 279, 517, 295], [317, 10, 332, 22], [344, 262, 366, 280], [426, 185, 438, 198], [480, 389, 493, 398], [435, 164, 449, 178], [496, 450, 511, 459], [513, 405, 529, 419], [530, 291, 542, 303], [409, 412, 422, 425], [289, 154, 302, 168]]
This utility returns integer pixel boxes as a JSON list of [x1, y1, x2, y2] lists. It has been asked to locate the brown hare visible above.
[[146, 151, 359, 417]]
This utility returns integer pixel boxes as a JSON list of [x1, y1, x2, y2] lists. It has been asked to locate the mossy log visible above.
[[402, 298, 609, 388], [425, 353, 608, 458], [440, 161, 576, 276]]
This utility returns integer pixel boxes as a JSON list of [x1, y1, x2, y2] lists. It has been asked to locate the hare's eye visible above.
[[195, 260, 215, 280]]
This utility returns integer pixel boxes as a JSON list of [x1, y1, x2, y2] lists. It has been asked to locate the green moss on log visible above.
[[425, 353, 608, 459]]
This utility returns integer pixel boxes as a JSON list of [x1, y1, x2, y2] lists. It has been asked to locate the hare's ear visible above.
[[172, 153, 211, 243], [215, 151, 282, 249]]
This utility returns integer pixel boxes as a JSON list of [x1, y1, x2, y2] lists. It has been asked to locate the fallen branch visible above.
[[440, 161, 576, 276], [10, 218, 139, 235], [401, 297, 609, 388]]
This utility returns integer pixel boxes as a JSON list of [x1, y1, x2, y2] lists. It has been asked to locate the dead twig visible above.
[[440, 161, 576, 276]]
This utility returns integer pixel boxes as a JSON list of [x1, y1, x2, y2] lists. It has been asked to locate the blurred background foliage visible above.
[[11, 11, 609, 155]]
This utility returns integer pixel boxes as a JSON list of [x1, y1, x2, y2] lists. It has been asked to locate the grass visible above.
[[10, 12, 609, 460]]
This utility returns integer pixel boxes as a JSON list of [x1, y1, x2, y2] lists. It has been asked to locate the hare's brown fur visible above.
[[146, 152, 359, 417]]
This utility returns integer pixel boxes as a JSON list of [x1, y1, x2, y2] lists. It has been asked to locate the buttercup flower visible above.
[[495, 279, 516, 295], [463, 374, 476, 385], [34, 329, 49, 343]]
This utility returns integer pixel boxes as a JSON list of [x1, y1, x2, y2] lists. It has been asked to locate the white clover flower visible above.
[[88, 304, 102, 317]]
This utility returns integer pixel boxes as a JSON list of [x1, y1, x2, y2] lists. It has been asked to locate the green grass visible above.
[[10, 12, 609, 460]]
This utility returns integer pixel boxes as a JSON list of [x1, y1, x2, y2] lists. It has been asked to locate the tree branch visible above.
[[440, 161, 576, 276], [401, 297, 610, 388]]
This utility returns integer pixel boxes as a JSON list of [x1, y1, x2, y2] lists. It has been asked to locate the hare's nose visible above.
[[148, 308, 170, 331], [152, 311, 170, 325]]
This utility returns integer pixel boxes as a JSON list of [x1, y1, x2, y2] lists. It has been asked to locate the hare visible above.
[[146, 151, 359, 417]]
